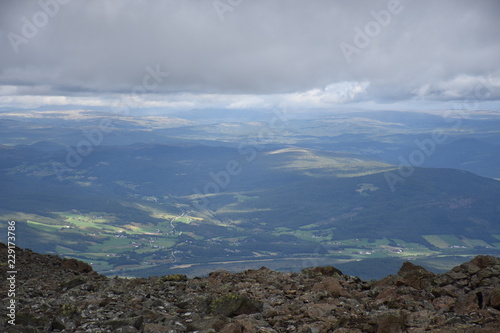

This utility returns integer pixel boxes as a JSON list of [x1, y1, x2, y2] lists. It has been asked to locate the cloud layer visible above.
[[1, 0, 499, 111]]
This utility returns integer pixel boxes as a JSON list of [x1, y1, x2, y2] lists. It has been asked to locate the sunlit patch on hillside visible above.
[[265, 147, 393, 177]]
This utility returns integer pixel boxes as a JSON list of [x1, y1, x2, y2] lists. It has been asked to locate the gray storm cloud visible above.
[[0, 0, 499, 109]]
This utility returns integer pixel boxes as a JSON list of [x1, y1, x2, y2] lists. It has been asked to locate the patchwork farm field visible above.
[[423, 234, 499, 250], [19, 210, 500, 279]]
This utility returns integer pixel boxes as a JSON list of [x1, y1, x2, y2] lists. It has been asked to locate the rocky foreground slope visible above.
[[1, 243, 500, 332]]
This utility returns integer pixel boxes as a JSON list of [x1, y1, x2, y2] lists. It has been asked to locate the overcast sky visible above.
[[1, 0, 499, 113]]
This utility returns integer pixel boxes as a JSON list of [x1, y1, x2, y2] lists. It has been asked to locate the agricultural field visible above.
[[5, 208, 500, 279], [423, 235, 451, 249], [423, 234, 496, 250], [12, 192, 500, 279], [21, 208, 205, 274]]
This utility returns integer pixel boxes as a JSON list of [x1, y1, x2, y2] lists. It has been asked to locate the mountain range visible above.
[[0, 109, 499, 279]]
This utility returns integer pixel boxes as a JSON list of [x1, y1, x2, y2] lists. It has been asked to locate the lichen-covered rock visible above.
[[61, 257, 94, 273], [375, 311, 406, 333], [396, 261, 435, 291], [301, 265, 343, 277], [487, 287, 500, 310], [161, 273, 188, 282], [209, 293, 263, 317]]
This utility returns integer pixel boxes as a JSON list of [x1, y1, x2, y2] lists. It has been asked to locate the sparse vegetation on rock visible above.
[[1, 243, 499, 332]]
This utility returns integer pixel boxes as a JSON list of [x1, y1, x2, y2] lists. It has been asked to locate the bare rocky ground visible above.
[[1, 243, 500, 332]]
